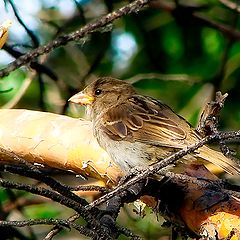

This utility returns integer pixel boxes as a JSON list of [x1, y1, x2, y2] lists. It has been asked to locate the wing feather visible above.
[[97, 94, 240, 175], [100, 95, 190, 147]]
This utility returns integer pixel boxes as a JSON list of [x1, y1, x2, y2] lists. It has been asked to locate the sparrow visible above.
[[69, 77, 240, 176]]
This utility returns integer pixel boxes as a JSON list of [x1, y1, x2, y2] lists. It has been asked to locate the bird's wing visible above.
[[100, 95, 196, 148], [99, 95, 240, 175]]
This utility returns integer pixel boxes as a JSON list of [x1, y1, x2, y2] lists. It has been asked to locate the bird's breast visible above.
[[94, 127, 151, 174]]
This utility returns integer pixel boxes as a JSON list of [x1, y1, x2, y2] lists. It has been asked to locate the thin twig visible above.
[[2, 44, 58, 80], [70, 185, 109, 192], [0, 219, 96, 238], [0, 178, 89, 216], [0, 148, 89, 207], [43, 213, 80, 240], [0, 0, 150, 78], [193, 12, 240, 40], [117, 225, 141, 240], [0, 177, 113, 239], [197, 91, 228, 136], [219, 0, 240, 13], [7, 0, 39, 47], [127, 73, 200, 84]]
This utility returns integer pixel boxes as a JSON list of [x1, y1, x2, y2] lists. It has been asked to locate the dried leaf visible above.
[[0, 20, 12, 49]]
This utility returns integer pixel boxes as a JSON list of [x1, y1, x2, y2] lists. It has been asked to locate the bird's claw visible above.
[[117, 167, 147, 196], [118, 166, 146, 186]]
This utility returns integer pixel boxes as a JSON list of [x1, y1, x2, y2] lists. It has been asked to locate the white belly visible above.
[[97, 132, 150, 173]]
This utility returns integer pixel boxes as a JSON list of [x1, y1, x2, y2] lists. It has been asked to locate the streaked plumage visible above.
[[69, 77, 240, 175]]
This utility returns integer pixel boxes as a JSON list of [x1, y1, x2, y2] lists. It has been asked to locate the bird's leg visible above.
[[98, 166, 148, 231], [117, 166, 147, 196], [118, 166, 147, 185], [98, 195, 122, 238]]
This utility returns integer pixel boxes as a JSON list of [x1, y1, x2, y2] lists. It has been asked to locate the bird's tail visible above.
[[198, 145, 240, 175]]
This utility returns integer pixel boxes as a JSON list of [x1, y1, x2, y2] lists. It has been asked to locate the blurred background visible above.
[[1, 0, 240, 239]]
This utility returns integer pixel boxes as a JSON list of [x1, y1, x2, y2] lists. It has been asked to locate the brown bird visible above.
[[69, 77, 240, 176]]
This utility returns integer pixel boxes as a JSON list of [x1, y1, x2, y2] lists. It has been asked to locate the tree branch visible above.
[[0, 0, 150, 78], [0, 218, 96, 238]]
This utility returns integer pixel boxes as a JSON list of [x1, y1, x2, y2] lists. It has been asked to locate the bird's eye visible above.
[[95, 89, 102, 96]]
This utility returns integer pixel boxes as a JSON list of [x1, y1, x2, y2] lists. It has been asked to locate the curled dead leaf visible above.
[[0, 20, 12, 49]]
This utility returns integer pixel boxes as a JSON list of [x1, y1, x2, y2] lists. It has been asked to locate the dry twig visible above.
[[0, 0, 150, 78]]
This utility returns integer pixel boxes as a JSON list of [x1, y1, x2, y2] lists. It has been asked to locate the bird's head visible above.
[[69, 77, 136, 119]]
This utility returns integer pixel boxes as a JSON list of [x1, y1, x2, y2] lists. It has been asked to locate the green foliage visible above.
[[24, 204, 61, 219], [1, 0, 240, 239], [0, 70, 25, 104]]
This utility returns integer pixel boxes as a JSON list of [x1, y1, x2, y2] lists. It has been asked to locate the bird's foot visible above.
[[96, 196, 122, 238], [117, 166, 147, 196], [119, 166, 146, 185]]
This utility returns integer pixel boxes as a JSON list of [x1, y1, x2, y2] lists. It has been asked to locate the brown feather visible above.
[[71, 77, 240, 175], [99, 94, 240, 175], [102, 95, 189, 145]]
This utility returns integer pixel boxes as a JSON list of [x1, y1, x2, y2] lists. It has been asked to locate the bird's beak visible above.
[[68, 92, 94, 105]]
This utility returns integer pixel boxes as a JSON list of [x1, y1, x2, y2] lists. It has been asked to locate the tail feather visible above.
[[198, 146, 240, 175]]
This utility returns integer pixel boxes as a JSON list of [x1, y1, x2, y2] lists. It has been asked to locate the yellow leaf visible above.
[[0, 20, 12, 49]]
